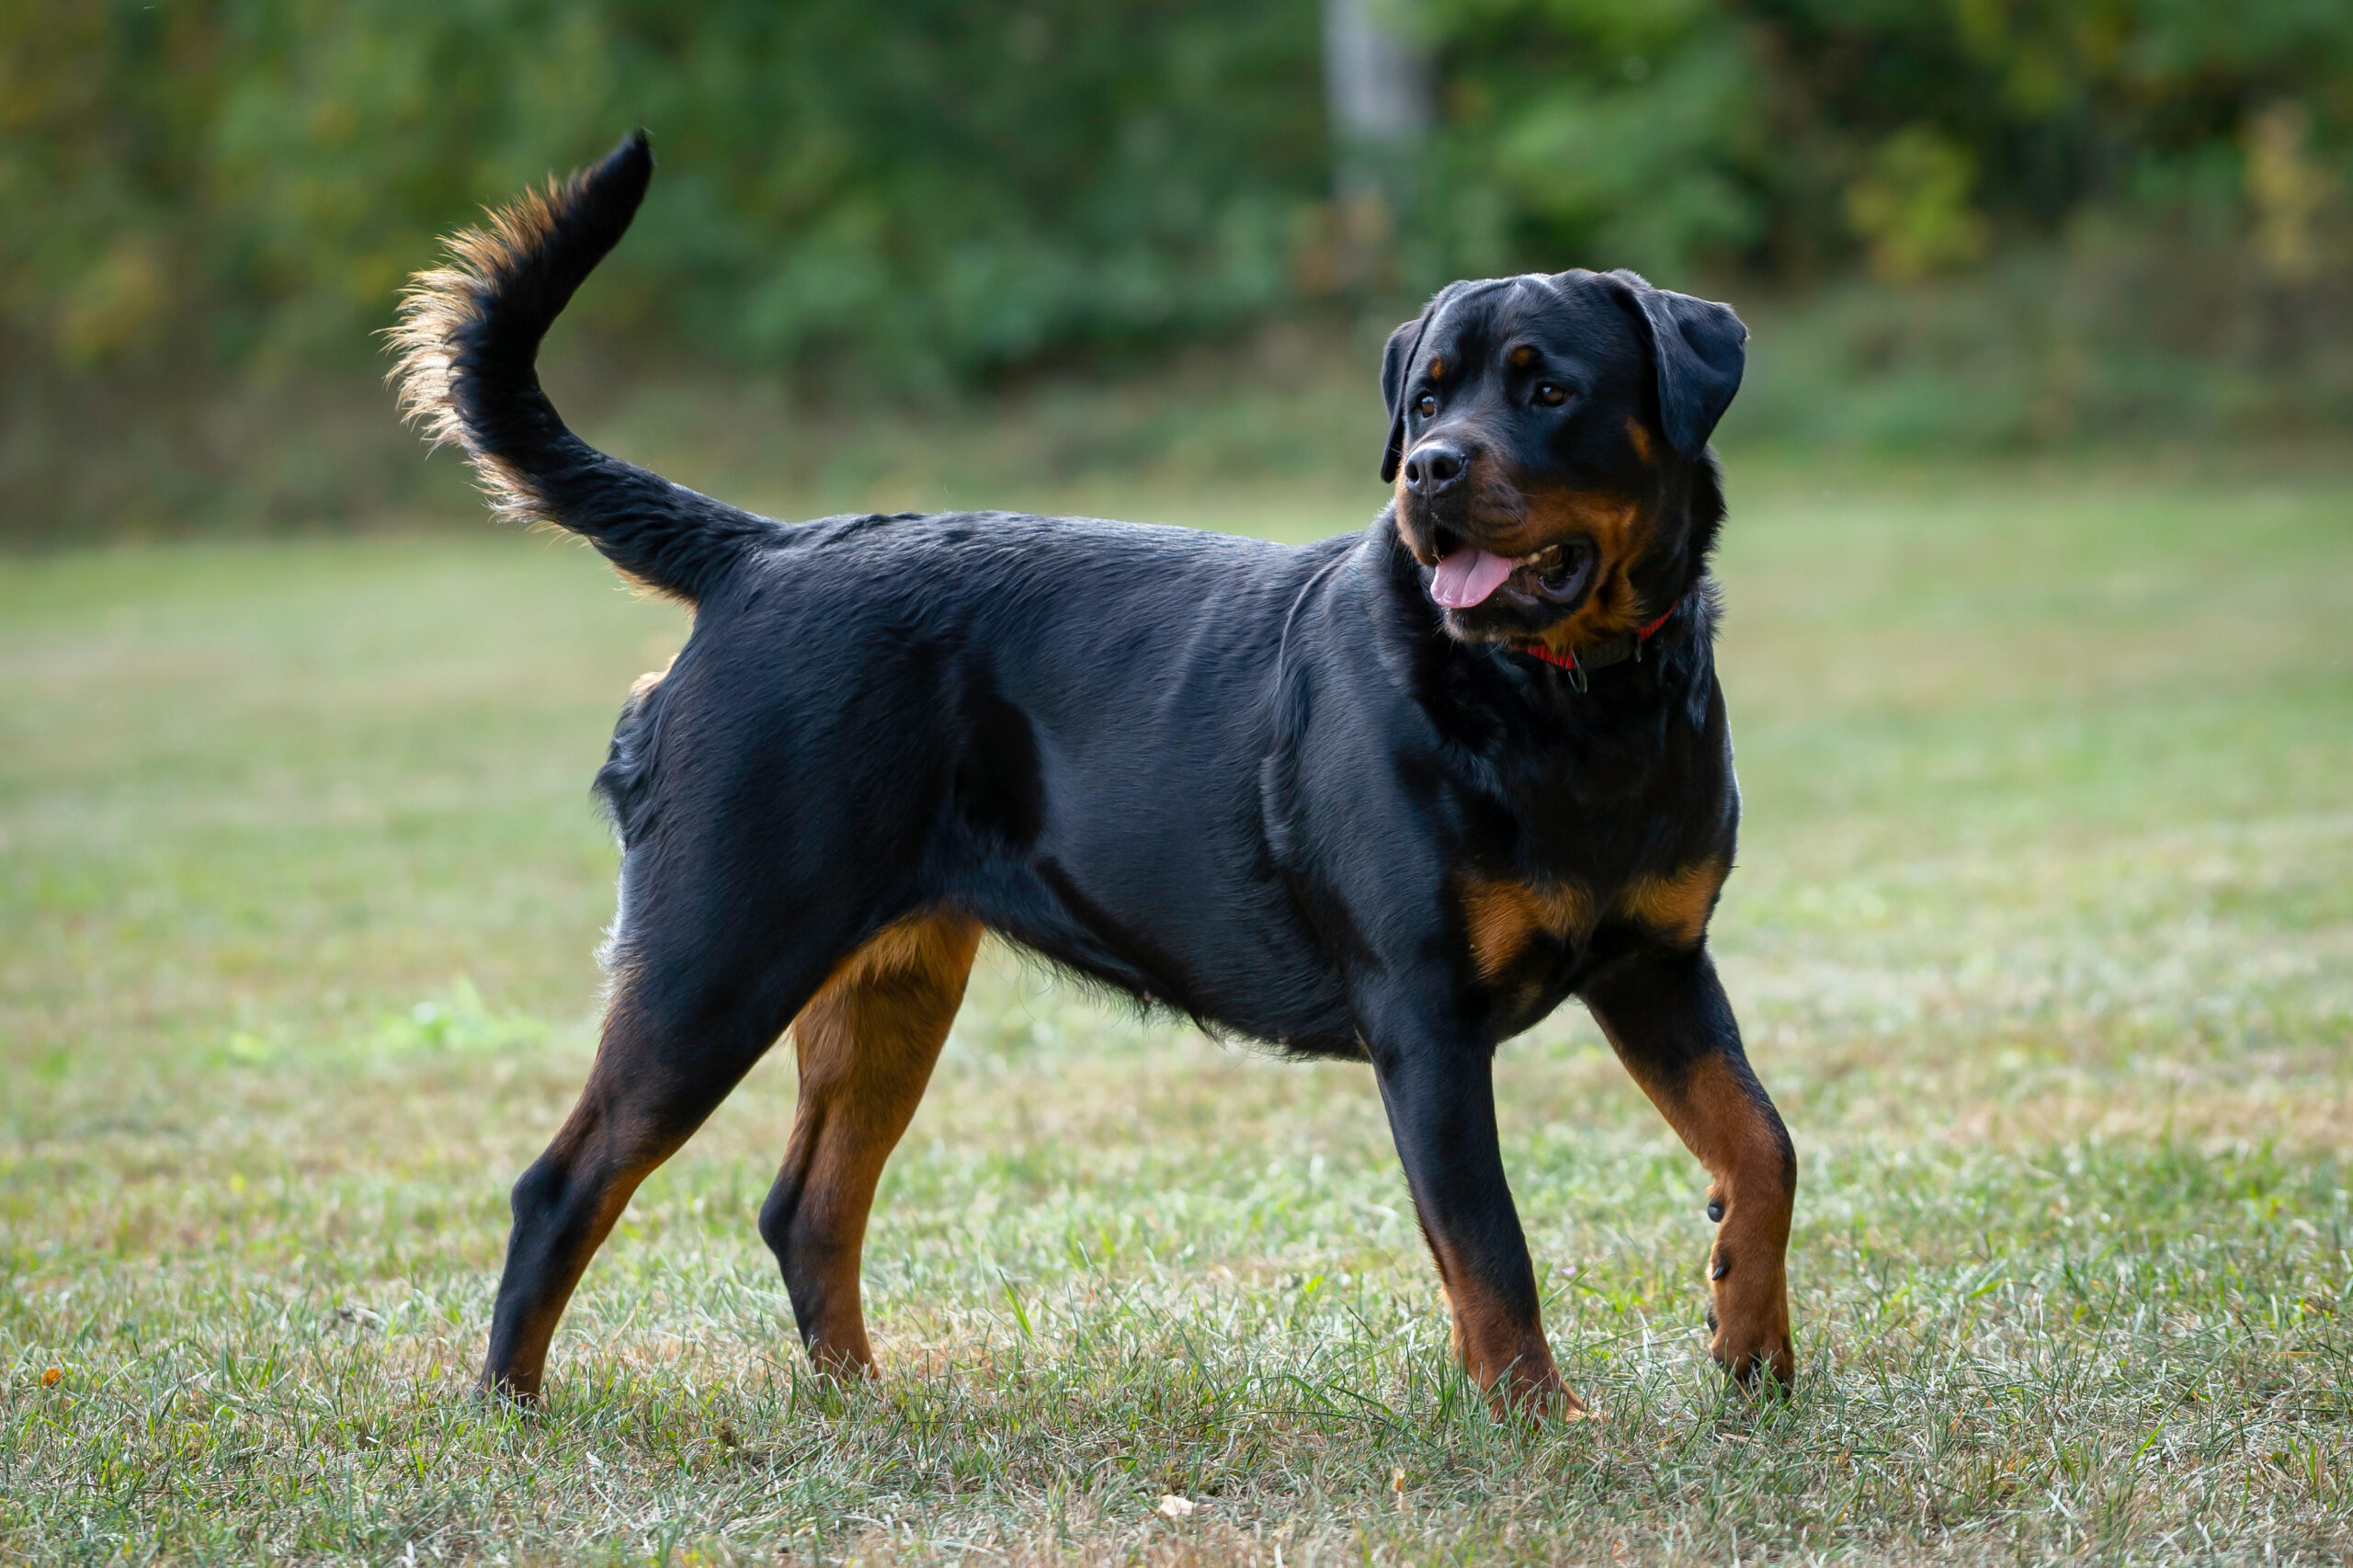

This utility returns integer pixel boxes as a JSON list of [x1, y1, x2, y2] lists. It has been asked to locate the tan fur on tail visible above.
[[384, 178, 582, 526]]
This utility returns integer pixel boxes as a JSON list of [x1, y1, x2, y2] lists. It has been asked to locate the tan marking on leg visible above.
[[1460, 875, 1589, 981], [1616, 858, 1729, 949], [1604, 1049, 1795, 1386], [481, 993, 713, 1403], [774, 911, 981, 1376], [1427, 1244, 1586, 1420]]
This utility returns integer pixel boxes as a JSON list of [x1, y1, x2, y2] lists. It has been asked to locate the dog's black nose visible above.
[[1403, 441, 1469, 494]]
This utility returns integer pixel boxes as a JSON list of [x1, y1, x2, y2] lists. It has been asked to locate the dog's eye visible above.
[[1533, 382, 1571, 407], [1415, 394, 1437, 419]]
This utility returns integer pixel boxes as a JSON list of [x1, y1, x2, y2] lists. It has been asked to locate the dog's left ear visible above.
[[1610, 270, 1747, 457]]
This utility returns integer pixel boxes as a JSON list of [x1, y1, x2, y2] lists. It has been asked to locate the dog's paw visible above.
[[473, 1377, 547, 1413], [1709, 1324, 1795, 1394], [1488, 1366, 1595, 1426]]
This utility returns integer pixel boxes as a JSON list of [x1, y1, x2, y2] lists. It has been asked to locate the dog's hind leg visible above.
[[478, 943, 825, 1403], [1584, 945, 1797, 1389], [759, 911, 982, 1375]]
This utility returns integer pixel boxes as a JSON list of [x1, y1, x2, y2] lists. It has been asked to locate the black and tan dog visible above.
[[392, 132, 1794, 1415]]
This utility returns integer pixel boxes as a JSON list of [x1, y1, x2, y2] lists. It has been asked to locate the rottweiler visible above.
[[392, 131, 1794, 1415]]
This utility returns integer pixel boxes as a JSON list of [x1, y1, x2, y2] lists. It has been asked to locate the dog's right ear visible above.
[[1380, 312, 1425, 485], [1381, 284, 1463, 484]]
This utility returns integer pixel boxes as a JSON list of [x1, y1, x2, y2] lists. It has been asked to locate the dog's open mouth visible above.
[[1427, 535, 1597, 614]]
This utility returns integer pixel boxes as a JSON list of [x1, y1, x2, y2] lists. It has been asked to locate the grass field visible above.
[[4, 455, 2350, 1564]]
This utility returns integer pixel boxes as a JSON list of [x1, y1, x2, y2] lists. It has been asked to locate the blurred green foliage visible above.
[[7, 0, 2347, 378], [1439, 0, 2353, 281], [3, 0, 1323, 382], [2, 1, 2349, 532]]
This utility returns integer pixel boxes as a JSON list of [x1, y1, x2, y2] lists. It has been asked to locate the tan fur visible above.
[[1598, 1047, 1796, 1386], [1509, 487, 1659, 651], [627, 657, 675, 705], [1617, 858, 1728, 949], [483, 991, 703, 1400], [775, 911, 982, 1375], [1394, 471, 1438, 562], [1461, 874, 1589, 980], [385, 174, 585, 527], [1431, 1252, 1585, 1418], [1394, 458, 1668, 654], [1624, 417, 1654, 464]]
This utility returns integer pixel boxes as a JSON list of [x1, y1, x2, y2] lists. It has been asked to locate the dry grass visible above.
[[2, 455, 2348, 1563]]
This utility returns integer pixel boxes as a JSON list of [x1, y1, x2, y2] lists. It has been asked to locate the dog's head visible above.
[[1381, 270, 1745, 653]]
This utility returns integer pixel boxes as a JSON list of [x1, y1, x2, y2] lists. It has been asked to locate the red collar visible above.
[[1511, 597, 1680, 675]]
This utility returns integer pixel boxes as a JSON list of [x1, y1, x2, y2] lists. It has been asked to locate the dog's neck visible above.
[[1503, 597, 1684, 692]]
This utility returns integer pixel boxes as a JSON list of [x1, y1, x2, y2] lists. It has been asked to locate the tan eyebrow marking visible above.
[[1508, 345, 1538, 369]]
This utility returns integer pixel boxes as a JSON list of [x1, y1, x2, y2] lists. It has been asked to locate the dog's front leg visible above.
[[1365, 1026, 1585, 1419], [1583, 945, 1796, 1389]]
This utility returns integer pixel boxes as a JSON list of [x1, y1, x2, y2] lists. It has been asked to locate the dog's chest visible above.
[[1458, 857, 1724, 983], [1454, 679, 1735, 985]]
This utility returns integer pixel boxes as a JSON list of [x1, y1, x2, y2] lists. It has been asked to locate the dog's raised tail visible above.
[[390, 130, 769, 604]]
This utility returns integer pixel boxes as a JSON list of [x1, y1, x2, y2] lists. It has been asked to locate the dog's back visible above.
[[596, 503, 1370, 1048]]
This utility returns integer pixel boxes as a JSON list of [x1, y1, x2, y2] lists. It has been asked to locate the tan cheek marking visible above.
[[1394, 472, 1438, 563], [1506, 490, 1654, 648], [1625, 417, 1654, 465], [1461, 875, 1589, 980], [1617, 858, 1729, 948]]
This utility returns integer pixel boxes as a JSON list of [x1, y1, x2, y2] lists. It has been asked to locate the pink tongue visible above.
[[1429, 548, 1516, 608]]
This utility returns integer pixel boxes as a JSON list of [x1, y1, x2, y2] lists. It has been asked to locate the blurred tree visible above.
[[1319, 0, 1433, 291], [2245, 99, 2330, 285]]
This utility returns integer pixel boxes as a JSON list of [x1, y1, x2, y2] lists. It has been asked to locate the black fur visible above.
[[406, 138, 1798, 1407]]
